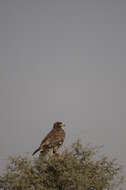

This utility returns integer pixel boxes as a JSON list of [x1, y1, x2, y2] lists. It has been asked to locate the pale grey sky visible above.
[[0, 1, 126, 187]]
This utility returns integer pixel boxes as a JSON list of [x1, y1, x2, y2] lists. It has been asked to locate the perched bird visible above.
[[32, 122, 65, 156]]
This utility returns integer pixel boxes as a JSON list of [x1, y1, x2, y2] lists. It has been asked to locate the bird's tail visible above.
[[32, 147, 40, 156]]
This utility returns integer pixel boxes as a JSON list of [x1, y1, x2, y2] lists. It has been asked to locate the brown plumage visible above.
[[32, 122, 65, 156]]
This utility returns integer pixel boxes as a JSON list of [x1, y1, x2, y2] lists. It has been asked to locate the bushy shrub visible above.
[[0, 141, 124, 190]]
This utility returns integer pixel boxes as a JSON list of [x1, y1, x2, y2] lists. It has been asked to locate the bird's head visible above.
[[53, 122, 65, 129]]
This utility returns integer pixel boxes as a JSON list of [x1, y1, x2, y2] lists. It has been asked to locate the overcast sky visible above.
[[0, 0, 126, 187]]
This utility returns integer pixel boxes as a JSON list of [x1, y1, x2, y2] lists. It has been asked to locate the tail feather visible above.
[[32, 147, 40, 156]]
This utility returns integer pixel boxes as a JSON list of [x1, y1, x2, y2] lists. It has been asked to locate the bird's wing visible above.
[[40, 128, 56, 148], [40, 128, 65, 149]]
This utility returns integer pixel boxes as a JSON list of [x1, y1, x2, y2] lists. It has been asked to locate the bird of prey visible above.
[[32, 122, 65, 156]]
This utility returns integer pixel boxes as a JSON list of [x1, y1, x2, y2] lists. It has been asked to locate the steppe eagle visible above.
[[32, 122, 65, 156]]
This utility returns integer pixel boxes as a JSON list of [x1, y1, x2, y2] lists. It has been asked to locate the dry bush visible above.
[[0, 141, 124, 190]]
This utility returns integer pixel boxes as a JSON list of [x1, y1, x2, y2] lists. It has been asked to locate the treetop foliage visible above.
[[0, 141, 124, 190]]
